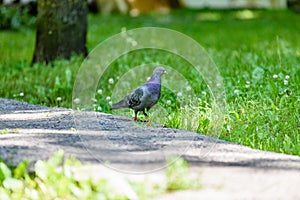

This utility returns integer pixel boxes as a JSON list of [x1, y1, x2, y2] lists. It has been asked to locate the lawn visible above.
[[0, 9, 299, 155]]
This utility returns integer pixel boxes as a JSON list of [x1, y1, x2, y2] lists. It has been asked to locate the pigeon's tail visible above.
[[111, 99, 128, 110]]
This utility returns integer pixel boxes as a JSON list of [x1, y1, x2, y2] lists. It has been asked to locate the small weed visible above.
[[0, 129, 19, 135], [0, 129, 8, 135], [130, 157, 203, 199], [166, 157, 202, 191]]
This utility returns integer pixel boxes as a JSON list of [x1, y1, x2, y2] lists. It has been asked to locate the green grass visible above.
[[0, 150, 126, 199], [0, 9, 300, 155], [0, 150, 200, 199]]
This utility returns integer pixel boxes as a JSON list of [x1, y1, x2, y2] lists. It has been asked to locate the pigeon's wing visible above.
[[128, 87, 144, 109], [112, 86, 145, 110]]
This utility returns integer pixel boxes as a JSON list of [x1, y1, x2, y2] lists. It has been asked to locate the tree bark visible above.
[[33, 0, 88, 64]]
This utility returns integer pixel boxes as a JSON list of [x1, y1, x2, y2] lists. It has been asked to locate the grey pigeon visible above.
[[112, 66, 168, 121]]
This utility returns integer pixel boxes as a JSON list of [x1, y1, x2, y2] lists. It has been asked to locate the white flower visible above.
[[109, 101, 112, 106], [130, 8, 140, 17], [19, 92, 24, 97], [234, 89, 240, 94], [73, 98, 80, 104], [121, 27, 126, 33], [97, 89, 103, 95], [91, 98, 97, 102], [56, 97, 62, 101], [121, 27, 127, 37], [186, 86, 192, 91], [284, 79, 288, 85], [106, 96, 111, 101], [245, 84, 250, 88], [273, 74, 278, 79], [25, 189, 38, 199], [246, 81, 250, 85], [166, 100, 171, 105], [285, 75, 290, 79], [201, 91, 207, 96], [97, 106, 102, 111], [108, 78, 114, 85], [177, 92, 182, 97], [131, 40, 138, 47]]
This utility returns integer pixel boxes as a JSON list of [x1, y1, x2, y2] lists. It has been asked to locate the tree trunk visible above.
[[33, 0, 88, 64]]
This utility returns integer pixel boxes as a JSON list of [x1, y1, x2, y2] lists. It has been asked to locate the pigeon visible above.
[[112, 66, 168, 122]]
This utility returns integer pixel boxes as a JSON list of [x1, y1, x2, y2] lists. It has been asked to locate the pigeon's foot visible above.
[[146, 119, 151, 126], [144, 116, 150, 123], [141, 116, 150, 124], [140, 119, 150, 123], [133, 118, 149, 122], [133, 117, 150, 125]]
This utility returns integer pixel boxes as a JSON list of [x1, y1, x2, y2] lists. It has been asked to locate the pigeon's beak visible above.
[[164, 70, 168, 75]]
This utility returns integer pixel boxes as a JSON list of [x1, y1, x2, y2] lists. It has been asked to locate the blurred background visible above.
[[1, 0, 300, 22]]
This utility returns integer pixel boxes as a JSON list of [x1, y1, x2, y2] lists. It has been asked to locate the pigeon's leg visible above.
[[143, 110, 150, 123], [134, 111, 139, 121]]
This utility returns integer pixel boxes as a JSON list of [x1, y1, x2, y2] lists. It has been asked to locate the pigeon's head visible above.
[[153, 67, 168, 76]]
